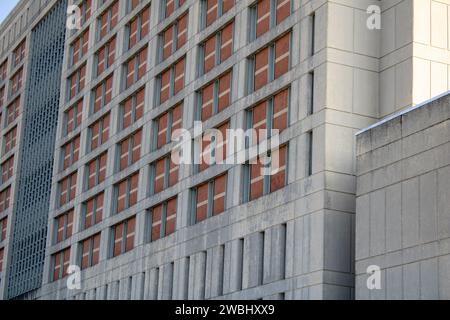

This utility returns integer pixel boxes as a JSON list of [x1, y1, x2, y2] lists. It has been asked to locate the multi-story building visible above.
[[0, 0, 449, 300]]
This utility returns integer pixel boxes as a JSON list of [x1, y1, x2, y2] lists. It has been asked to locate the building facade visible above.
[[355, 91, 450, 299], [0, 0, 449, 300]]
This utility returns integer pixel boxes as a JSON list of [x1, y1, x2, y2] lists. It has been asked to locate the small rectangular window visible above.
[[98, 1, 119, 40], [200, 21, 234, 75], [54, 209, 74, 244], [0, 187, 11, 212], [147, 197, 177, 242], [51, 247, 71, 281], [92, 74, 113, 114], [59, 171, 77, 207], [0, 216, 8, 241], [64, 99, 83, 136], [83, 192, 104, 229], [124, 46, 147, 89], [95, 37, 116, 77], [89, 113, 110, 152], [86, 152, 107, 190], [157, 57, 186, 104], [79, 233, 101, 269], [111, 216, 136, 257], [120, 87, 144, 130], [115, 172, 139, 213], [154, 103, 183, 149], [192, 173, 227, 224], [117, 129, 142, 171], [149, 154, 179, 194], [127, 6, 150, 50]]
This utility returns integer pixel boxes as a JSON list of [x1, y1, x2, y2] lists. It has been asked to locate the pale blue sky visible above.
[[0, 0, 20, 25]]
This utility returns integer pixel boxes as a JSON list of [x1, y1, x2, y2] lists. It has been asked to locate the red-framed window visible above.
[[197, 70, 231, 121], [115, 172, 139, 213], [193, 173, 227, 223], [79, 0, 92, 26], [247, 87, 289, 145], [202, 0, 234, 28], [198, 121, 229, 172], [79, 233, 101, 269], [154, 102, 183, 149], [89, 113, 110, 152], [118, 129, 142, 171], [125, 46, 147, 89], [98, 1, 119, 40], [92, 74, 113, 113], [95, 36, 116, 77], [1, 156, 14, 184], [162, 0, 186, 19], [64, 99, 83, 136], [150, 154, 179, 194], [3, 126, 17, 154], [51, 247, 70, 281], [0, 187, 10, 213], [70, 28, 89, 66], [86, 152, 107, 190], [54, 209, 74, 244], [67, 64, 86, 100], [0, 60, 7, 82], [10, 68, 23, 96], [148, 197, 177, 242], [201, 20, 234, 75], [160, 12, 188, 61], [112, 216, 135, 257], [83, 192, 104, 229], [158, 57, 185, 104], [250, 32, 290, 92], [120, 87, 144, 130], [61, 135, 80, 171], [59, 171, 77, 207], [0, 156, 13, 184], [127, 6, 150, 50], [250, 0, 291, 39], [245, 144, 287, 201], [13, 40, 26, 67], [0, 216, 7, 241], [6, 97, 20, 126]]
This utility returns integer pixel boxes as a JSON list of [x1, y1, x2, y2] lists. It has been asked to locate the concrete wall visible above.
[[355, 92, 450, 299]]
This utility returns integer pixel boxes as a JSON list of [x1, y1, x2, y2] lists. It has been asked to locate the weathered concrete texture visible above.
[[356, 92, 450, 300]]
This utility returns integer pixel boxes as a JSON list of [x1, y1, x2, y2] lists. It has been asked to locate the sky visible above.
[[0, 0, 20, 25]]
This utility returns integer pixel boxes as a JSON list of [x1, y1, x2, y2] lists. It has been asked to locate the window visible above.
[[1, 156, 14, 184], [86, 152, 107, 190], [67, 64, 86, 100], [118, 129, 142, 171], [308, 71, 314, 115], [0, 60, 7, 82], [4, 127, 17, 154], [127, 0, 141, 13], [6, 97, 20, 126], [197, 121, 229, 172], [127, 6, 150, 50], [202, 0, 234, 28], [115, 172, 139, 213], [148, 197, 177, 242], [0, 86, 4, 108], [159, 12, 188, 61], [59, 171, 77, 207], [200, 21, 233, 75], [98, 1, 119, 40], [79, 233, 101, 269], [157, 57, 185, 104], [197, 70, 231, 121], [64, 99, 83, 136], [61, 136, 80, 171], [89, 113, 110, 151], [13, 40, 26, 67], [0, 187, 10, 213], [95, 36, 116, 77], [162, 0, 186, 19], [92, 74, 113, 114], [0, 248, 3, 272], [120, 87, 144, 130], [310, 12, 315, 56], [54, 209, 74, 244], [248, 32, 291, 92], [9, 68, 23, 96], [246, 87, 290, 145], [51, 248, 70, 281], [192, 173, 227, 224], [79, 0, 92, 26], [243, 144, 287, 202], [150, 154, 179, 194], [125, 46, 147, 89], [249, 0, 291, 40], [83, 192, 104, 229], [70, 28, 89, 66], [111, 217, 135, 257], [154, 103, 183, 149], [307, 131, 313, 176], [0, 216, 7, 241]]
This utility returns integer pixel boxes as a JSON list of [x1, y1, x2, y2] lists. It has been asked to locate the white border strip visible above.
[[356, 90, 450, 136]]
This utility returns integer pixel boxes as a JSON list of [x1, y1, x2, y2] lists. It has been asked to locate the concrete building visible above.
[[0, 0, 449, 300], [355, 91, 450, 299]]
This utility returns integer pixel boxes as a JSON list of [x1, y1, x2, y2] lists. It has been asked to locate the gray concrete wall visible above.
[[355, 92, 450, 299]]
